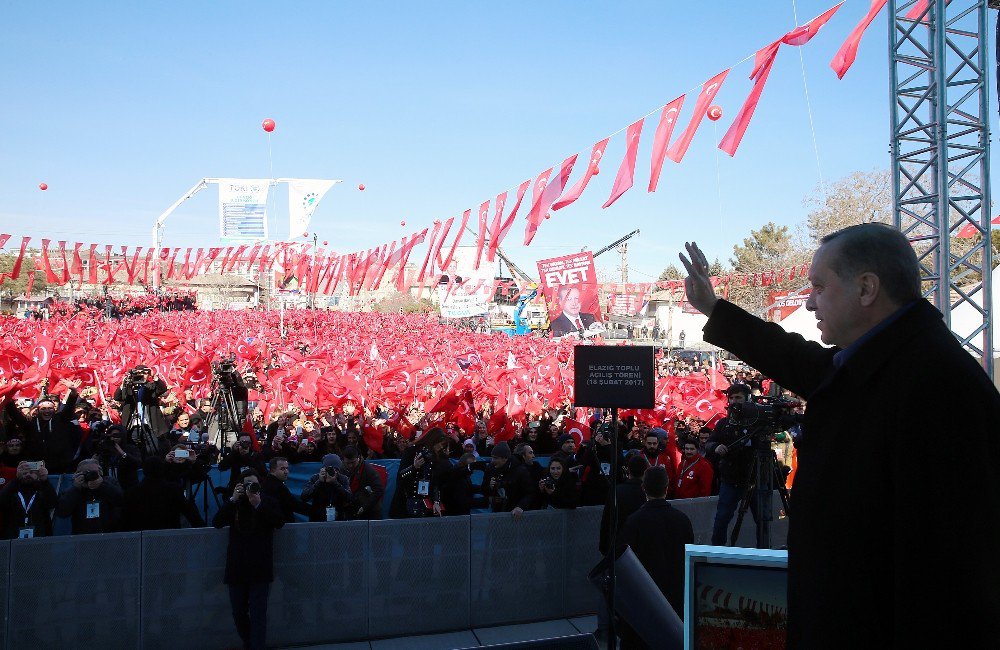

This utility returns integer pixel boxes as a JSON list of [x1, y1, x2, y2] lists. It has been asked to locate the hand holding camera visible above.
[[540, 477, 555, 494], [413, 454, 426, 469]]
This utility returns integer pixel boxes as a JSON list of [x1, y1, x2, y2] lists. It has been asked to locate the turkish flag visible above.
[[487, 180, 530, 262], [0, 349, 32, 382], [27, 334, 55, 370], [552, 138, 610, 211], [830, 0, 888, 79], [40, 240, 60, 283], [719, 41, 781, 157], [183, 353, 212, 387], [3, 237, 31, 283], [562, 418, 591, 445], [440, 209, 471, 273], [956, 216, 1000, 238], [524, 154, 578, 246], [648, 96, 686, 192], [603, 118, 644, 209], [474, 201, 490, 269], [666, 69, 730, 164], [363, 421, 385, 453], [139, 330, 182, 352], [781, 2, 844, 46]]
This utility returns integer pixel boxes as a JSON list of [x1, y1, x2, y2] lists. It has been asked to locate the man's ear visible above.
[[858, 272, 880, 307]]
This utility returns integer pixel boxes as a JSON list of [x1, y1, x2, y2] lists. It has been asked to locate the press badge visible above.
[[600, 463, 611, 476], [417, 480, 430, 496], [18, 528, 33, 539], [86, 502, 100, 519], [325, 507, 337, 522]]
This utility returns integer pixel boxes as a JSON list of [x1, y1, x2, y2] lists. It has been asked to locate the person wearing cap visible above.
[[389, 427, 450, 518], [704, 383, 757, 545], [550, 433, 580, 468], [4, 377, 82, 473], [301, 454, 351, 522]]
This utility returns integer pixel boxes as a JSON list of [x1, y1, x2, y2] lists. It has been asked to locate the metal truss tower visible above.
[[890, 0, 994, 376]]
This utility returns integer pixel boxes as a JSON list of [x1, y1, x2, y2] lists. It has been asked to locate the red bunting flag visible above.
[[484, 191, 507, 258], [524, 154, 578, 246], [553, 138, 610, 211], [648, 96, 686, 192], [830, 0, 888, 79], [474, 201, 491, 270], [719, 41, 781, 157], [667, 69, 730, 163], [487, 180, 530, 261], [40, 240, 60, 283], [440, 209, 471, 272], [781, 2, 844, 46], [602, 118, 645, 209]]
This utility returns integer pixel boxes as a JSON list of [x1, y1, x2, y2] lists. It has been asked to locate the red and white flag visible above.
[[830, 0, 888, 79], [602, 118, 644, 209], [524, 154, 578, 246], [781, 2, 844, 46], [552, 138, 610, 211], [474, 201, 491, 269], [667, 69, 730, 164], [719, 41, 781, 157], [648, 95, 686, 192], [488, 180, 530, 261]]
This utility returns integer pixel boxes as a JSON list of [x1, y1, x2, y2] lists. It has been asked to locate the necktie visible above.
[[575, 317, 584, 332]]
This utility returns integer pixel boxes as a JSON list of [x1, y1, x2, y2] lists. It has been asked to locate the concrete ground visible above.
[[282, 615, 598, 649]]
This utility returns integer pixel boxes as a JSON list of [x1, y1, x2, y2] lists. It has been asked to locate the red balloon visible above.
[[262, 118, 276, 132], [303, 232, 310, 238], [544, 213, 551, 220], [400, 220, 406, 227], [591, 166, 600, 176], [322, 241, 328, 246], [38, 183, 48, 191], [358, 183, 365, 191], [707, 105, 723, 121]]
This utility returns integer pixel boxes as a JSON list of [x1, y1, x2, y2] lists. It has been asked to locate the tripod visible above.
[[187, 467, 222, 523], [729, 434, 791, 549], [125, 395, 160, 459], [203, 377, 244, 450]]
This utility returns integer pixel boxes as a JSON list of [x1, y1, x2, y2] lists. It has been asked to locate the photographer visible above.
[[112, 365, 169, 456], [88, 423, 142, 491], [680, 229, 1000, 646], [4, 378, 82, 473], [0, 461, 57, 539], [122, 456, 205, 531], [212, 469, 284, 650], [441, 452, 482, 516], [390, 427, 450, 518], [335, 445, 385, 520], [537, 457, 579, 510], [704, 384, 757, 545], [300, 455, 351, 522], [260, 457, 308, 523], [56, 458, 124, 535], [218, 434, 267, 493], [578, 426, 624, 506]]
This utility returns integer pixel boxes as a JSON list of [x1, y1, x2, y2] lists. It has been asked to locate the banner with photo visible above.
[[437, 246, 495, 318], [218, 179, 269, 241], [536, 252, 603, 338], [288, 179, 340, 236], [609, 289, 648, 316]]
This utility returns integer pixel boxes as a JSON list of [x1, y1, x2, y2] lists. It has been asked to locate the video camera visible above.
[[212, 355, 240, 388], [729, 395, 804, 432]]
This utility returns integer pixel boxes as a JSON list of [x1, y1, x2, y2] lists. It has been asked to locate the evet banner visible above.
[[536, 252, 603, 338]]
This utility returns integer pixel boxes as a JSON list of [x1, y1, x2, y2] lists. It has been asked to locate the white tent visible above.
[[948, 264, 1000, 357], [776, 304, 828, 346]]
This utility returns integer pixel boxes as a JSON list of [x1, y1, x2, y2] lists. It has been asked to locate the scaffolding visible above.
[[890, 0, 994, 376]]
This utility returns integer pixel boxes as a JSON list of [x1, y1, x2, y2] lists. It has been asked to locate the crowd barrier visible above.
[[0, 497, 786, 648]]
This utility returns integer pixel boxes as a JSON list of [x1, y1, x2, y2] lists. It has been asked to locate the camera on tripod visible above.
[[212, 355, 240, 388], [729, 396, 803, 434], [123, 365, 152, 395]]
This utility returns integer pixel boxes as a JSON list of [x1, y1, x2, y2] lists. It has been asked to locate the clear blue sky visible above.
[[1, 1, 996, 284]]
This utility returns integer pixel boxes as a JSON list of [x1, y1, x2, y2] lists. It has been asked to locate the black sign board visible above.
[[573, 345, 655, 409]]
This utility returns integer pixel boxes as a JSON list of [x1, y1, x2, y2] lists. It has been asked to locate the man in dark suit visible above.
[[680, 224, 1000, 647], [618, 465, 694, 642], [122, 456, 205, 530], [213, 469, 285, 650], [549, 286, 598, 337]]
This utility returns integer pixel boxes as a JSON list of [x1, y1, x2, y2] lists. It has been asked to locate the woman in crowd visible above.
[[537, 457, 579, 509]]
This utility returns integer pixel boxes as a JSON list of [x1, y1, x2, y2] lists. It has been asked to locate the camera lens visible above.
[[246, 482, 261, 495]]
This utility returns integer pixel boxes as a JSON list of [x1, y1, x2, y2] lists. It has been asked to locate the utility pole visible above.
[[617, 242, 629, 283]]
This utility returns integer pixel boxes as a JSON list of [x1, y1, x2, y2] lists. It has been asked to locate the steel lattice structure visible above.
[[890, 0, 994, 376]]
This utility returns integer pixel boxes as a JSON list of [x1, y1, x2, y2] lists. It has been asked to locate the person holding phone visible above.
[[0, 460, 57, 539], [213, 469, 284, 650]]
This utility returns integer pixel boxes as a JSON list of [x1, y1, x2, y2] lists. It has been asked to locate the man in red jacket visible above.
[[672, 440, 714, 499]]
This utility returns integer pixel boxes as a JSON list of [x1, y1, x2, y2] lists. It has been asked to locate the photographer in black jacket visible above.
[[704, 384, 756, 545], [212, 469, 284, 650], [0, 461, 57, 539], [88, 423, 142, 491], [390, 427, 450, 518], [112, 365, 170, 456]]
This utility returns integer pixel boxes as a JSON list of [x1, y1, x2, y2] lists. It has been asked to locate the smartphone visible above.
[[25, 461, 43, 471], [174, 449, 190, 459]]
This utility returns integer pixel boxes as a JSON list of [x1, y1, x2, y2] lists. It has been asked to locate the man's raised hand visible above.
[[678, 241, 719, 317]]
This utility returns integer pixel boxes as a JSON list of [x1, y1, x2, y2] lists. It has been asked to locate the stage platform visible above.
[[283, 615, 597, 649]]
